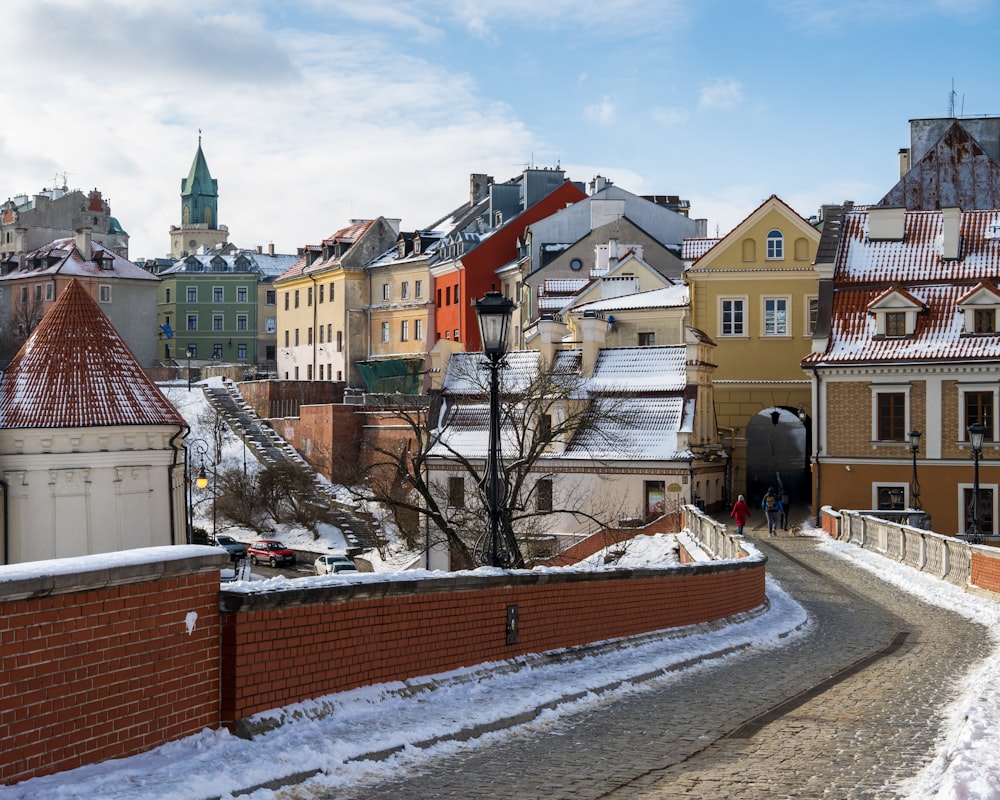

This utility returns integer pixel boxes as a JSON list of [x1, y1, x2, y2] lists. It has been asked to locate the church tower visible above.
[[168, 134, 230, 258]]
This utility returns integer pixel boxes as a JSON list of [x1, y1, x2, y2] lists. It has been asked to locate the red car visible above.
[[248, 540, 296, 568]]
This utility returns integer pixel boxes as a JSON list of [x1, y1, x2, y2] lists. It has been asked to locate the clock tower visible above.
[[169, 133, 230, 257]]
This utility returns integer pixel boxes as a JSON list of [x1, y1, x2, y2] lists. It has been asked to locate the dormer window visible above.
[[868, 287, 925, 338], [957, 283, 1000, 336], [397, 239, 406, 258]]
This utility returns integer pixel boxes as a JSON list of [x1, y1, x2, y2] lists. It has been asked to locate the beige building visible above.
[[684, 195, 821, 505]]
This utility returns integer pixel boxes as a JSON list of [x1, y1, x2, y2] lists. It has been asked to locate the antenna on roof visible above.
[[948, 79, 956, 117]]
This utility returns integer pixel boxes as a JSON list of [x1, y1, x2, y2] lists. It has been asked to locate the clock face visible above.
[[570, 258, 582, 271]]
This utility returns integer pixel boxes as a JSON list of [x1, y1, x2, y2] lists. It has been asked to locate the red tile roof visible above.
[[275, 220, 375, 282], [0, 279, 186, 428], [805, 208, 1000, 365]]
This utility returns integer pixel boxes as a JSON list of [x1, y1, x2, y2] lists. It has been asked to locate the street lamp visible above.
[[473, 289, 522, 568], [187, 344, 195, 392], [969, 423, 987, 542], [186, 437, 208, 543], [908, 429, 922, 510]]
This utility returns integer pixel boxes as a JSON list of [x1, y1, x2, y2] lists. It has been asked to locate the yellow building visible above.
[[275, 219, 399, 386], [685, 195, 821, 507]]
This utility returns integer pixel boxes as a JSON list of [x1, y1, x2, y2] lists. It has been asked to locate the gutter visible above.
[[1, 477, 8, 565], [169, 426, 189, 545], [812, 365, 822, 526]]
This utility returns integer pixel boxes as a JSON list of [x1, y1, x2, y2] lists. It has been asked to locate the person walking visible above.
[[730, 494, 750, 536], [761, 487, 783, 536], [780, 489, 791, 530]]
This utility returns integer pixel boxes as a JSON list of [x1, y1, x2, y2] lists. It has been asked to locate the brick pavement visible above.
[[308, 531, 991, 800]]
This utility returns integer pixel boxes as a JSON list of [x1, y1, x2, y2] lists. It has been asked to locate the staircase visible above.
[[202, 381, 379, 553]]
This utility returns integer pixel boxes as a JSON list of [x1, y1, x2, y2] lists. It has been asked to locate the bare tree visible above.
[[0, 294, 46, 364], [345, 354, 633, 569]]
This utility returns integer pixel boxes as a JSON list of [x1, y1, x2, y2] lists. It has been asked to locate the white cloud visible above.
[[584, 96, 617, 125], [698, 78, 743, 111], [651, 106, 689, 127]]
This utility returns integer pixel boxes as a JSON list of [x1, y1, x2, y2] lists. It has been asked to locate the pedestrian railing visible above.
[[683, 504, 753, 561]]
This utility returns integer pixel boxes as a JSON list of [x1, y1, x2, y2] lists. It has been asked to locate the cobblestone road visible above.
[[310, 533, 991, 799]]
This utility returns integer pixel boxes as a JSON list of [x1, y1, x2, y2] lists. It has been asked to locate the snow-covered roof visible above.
[[589, 346, 688, 393], [564, 396, 692, 460], [806, 208, 1000, 365], [573, 285, 688, 313], [0, 280, 185, 428], [0, 237, 157, 282]]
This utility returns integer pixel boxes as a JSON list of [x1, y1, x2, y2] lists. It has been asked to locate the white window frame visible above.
[[872, 483, 909, 510], [381, 321, 390, 343], [187, 314, 198, 331], [187, 286, 197, 303], [237, 314, 248, 332], [415, 319, 424, 341], [213, 286, 223, 303], [958, 482, 997, 536], [237, 286, 248, 303], [401, 319, 409, 341], [762, 296, 790, 336], [45, 282, 55, 301], [415, 279, 423, 298], [213, 314, 224, 331], [98, 284, 111, 303], [401, 281, 410, 300], [805, 296, 818, 336], [265, 317, 276, 333], [382, 283, 391, 301], [766, 229, 784, 260], [719, 297, 747, 337]]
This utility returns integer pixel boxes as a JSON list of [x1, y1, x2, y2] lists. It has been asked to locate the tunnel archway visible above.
[[745, 406, 809, 510]]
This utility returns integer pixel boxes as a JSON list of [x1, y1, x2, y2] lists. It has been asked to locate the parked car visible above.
[[315, 555, 355, 575], [212, 535, 247, 561], [248, 540, 296, 568], [331, 563, 359, 575]]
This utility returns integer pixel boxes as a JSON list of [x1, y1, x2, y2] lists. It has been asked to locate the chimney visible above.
[[470, 173, 491, 205], [898, 148, 911, 178], [579, 310, 606, 376], [867, 207, 905, 242], [75, 226, 92, 261], [269, 242, 275, 256], [941, 207, 962, 260], [608, 238, 619, 268], [535, 315, 566, 365], [256, 245, 262, 254]]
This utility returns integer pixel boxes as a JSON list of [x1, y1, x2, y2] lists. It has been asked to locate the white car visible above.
[[315, 554, 357, 575]]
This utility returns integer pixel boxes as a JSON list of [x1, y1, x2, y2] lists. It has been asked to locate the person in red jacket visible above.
[[730, 494, 751, 536]]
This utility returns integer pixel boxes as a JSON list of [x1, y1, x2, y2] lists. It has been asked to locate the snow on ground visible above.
[[4, 522, 1000, 799]]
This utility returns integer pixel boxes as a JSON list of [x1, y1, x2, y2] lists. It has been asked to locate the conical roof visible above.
[[182, 141, 216, 198], [0, 279, 185, 428]]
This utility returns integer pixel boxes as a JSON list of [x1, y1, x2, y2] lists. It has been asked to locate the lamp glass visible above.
[[196, 467, 209, 489], [475, 291, 514, 356], [969, 423, 987, 452], [909, 429, 921, 451]]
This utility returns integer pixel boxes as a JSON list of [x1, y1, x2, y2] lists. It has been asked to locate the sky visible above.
[[3, 1, 998, 261], [3, 526, 1000, 799]]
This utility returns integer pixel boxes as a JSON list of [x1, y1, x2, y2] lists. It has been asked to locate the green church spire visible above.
[[180, 131, 219, 229]]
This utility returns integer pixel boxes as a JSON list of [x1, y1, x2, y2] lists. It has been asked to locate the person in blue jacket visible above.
[[761, 487, 784, 536]]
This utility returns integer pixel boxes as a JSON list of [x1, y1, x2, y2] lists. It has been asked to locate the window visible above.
[[294, 290, 300, 308], [187, 314, 198, 331], [187, 344, 197, 358], [266, 290, 276, 305], [319, 364, 324, 380], [381, 322, 390, 343], [237, 314, 247, 331], [307, 287, 313, 306], [876, 485, 907, 510], [319, 326, 324, 344], [401, 320, 409, 341], [886, 312, 906, 337], [454, 284, 460, 304], [763, 298, 788, 335], [284, 292, 289, 310], [213, 343, 223, 359], [237, 286, 248, 303], [329, 285, 334, 302], [975, 309, 996, 334], [415, 319, 423, 340], [437, 288, 442, 306], [453, 329, 460, 342], [445, 286, 451, 305], [213, 314, 224, 331], [265, 317, 276, 333], [294, 329, 300, 346], [448, 477, 465, 508], [187, 286, 197, 302], [536, 478, 553, 512], [307, 364, 313, 380], [766, 229, 784, 260], [382, 283, 391, 301], [33, 284, 41, 302], [964, 486, 995, 536], [539, 413, 552, 442], [284, 330, 289, 347], [877, 392, 906, 441], [307, 327, 313, 345], [401, 281, 410, 299], [319, 284, 325, 303], [635, 332, 655, 346], [45, 283, 54, 301], [237, 343, 247, 359], [327, 323, 332, 343], [337, 331, 343, 352], [213, 287, 223, 303], [721, 298, 745, 336], [415, 280, 423, 298], [99, 285, 111, 303], [807, 297, 819, 335], [965, 390, 995, 440], [165, 288, 171, 303], [19, 286, 27, 303]]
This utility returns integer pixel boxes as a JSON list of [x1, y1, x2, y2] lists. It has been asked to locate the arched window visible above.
[[766, 229, 784, 260]]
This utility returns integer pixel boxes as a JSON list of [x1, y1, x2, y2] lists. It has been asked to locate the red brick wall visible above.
[[971, 549, 1000, 594], [535, 514, 682, 567], [219, 562, 765, 726], [0, 553, 223, 785]]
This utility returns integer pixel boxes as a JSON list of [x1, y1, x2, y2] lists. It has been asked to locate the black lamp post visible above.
[[969, 423, 987, 541], [908, 429, 922, 510], [473, 289, 522, 568], [186, 438, 209, 543], [187, 344, 195, 392]]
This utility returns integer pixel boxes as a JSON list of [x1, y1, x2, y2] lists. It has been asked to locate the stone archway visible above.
[[745, 406, 809, 509]]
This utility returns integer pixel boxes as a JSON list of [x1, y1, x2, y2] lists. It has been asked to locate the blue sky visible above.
[[3, 0, 998, 258]]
